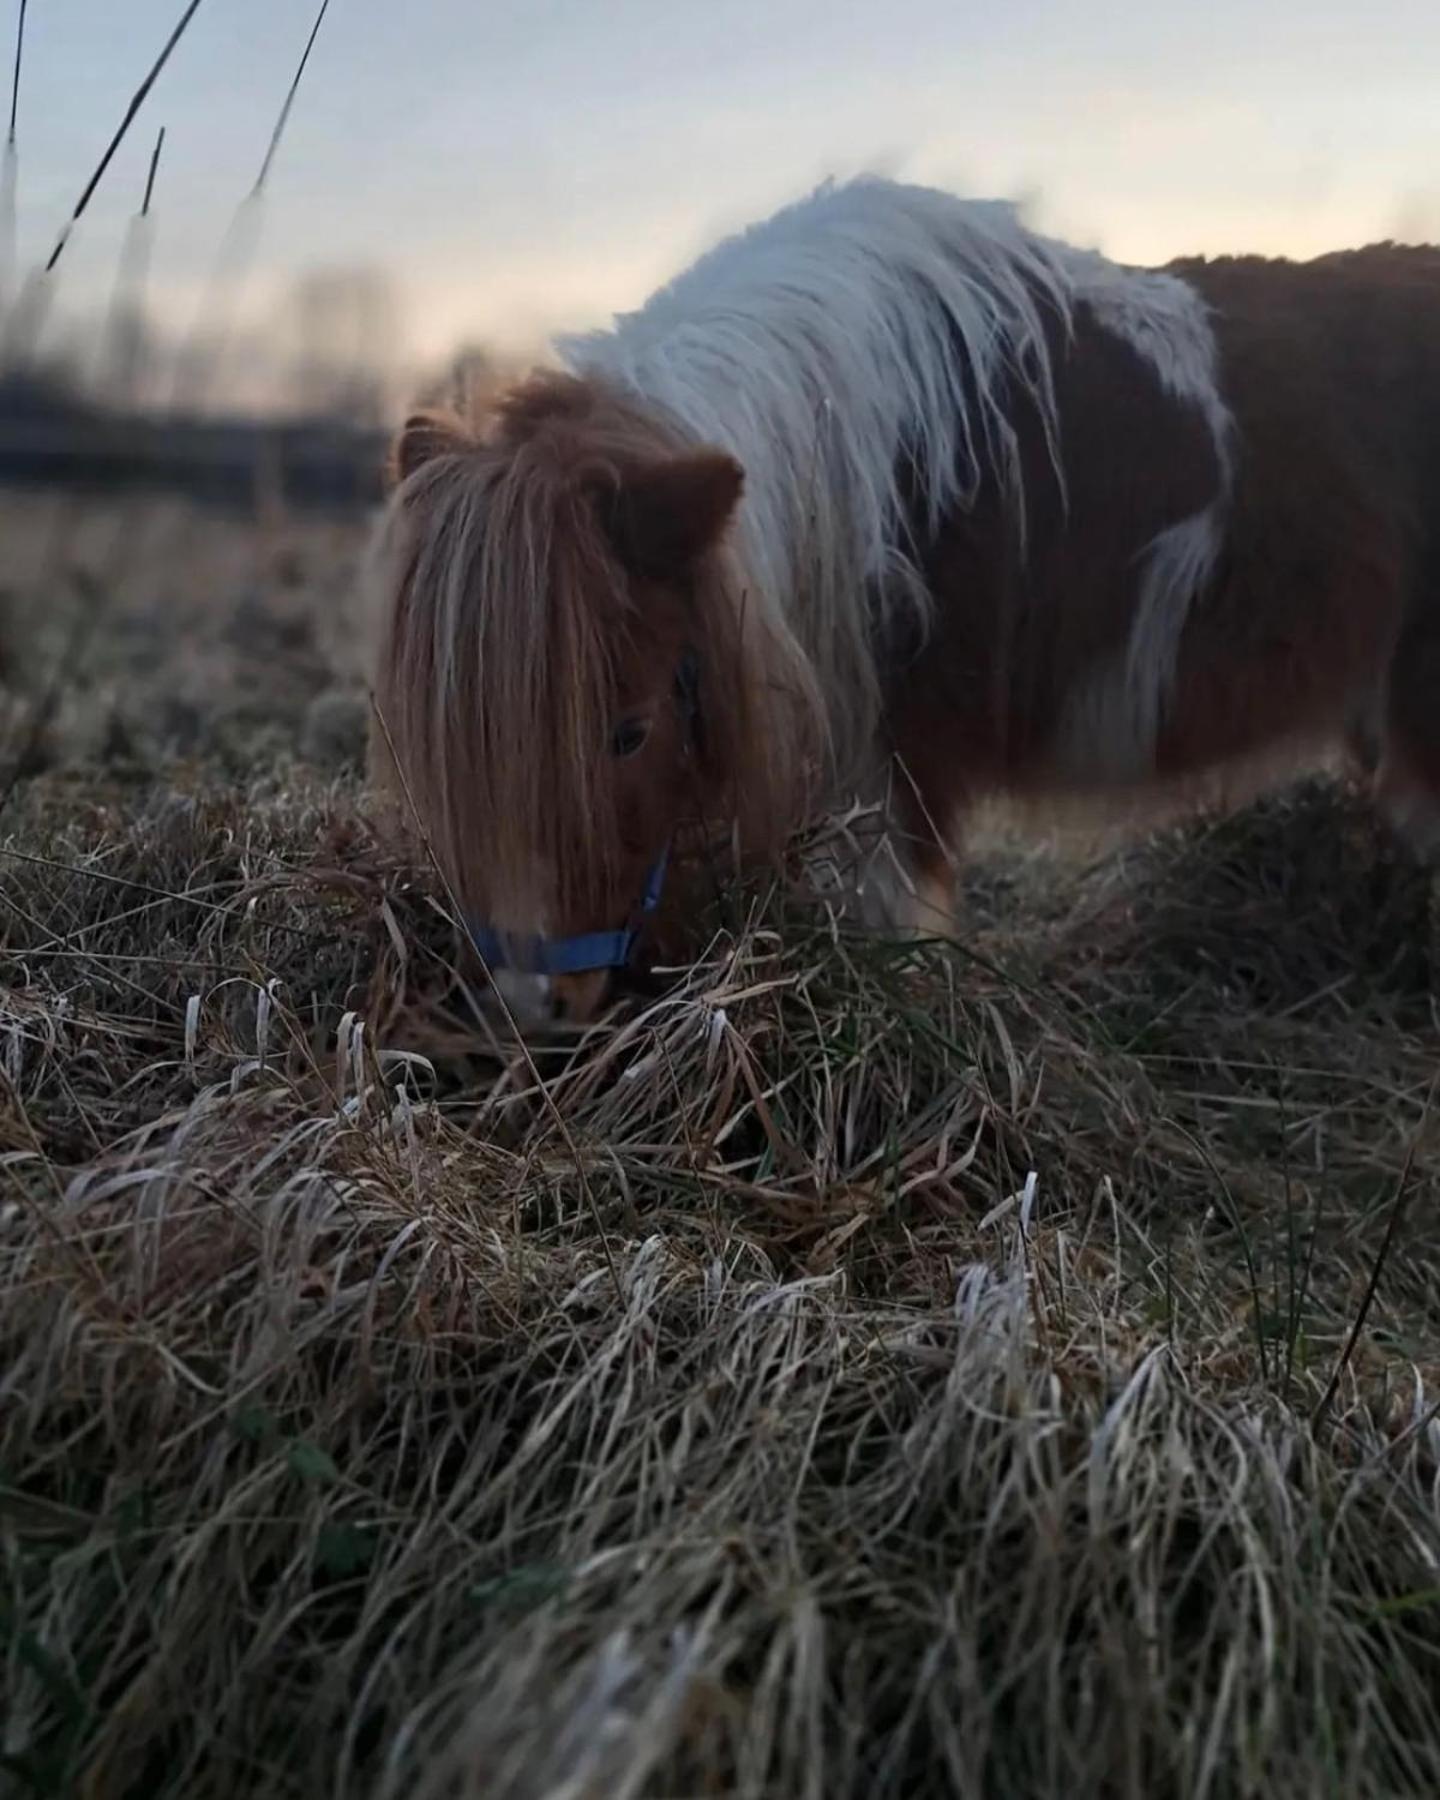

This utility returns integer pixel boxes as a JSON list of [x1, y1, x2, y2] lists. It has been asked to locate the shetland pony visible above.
[[368, 177, 1440, 1021]]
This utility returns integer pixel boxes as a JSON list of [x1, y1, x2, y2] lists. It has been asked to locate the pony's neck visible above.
[[555, 181, 1088, 789]]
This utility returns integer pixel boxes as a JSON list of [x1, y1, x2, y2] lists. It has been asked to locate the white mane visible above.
[[557, 176, 1232, 785]]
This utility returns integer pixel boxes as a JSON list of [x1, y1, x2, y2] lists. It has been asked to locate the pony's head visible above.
[[368, 374, 820, 1022]]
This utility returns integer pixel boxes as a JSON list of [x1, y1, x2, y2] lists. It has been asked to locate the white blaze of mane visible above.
[[556, 176, 1234, 804]]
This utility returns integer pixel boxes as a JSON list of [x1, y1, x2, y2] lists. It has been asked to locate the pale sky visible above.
[[9, 0, 1440, 383]]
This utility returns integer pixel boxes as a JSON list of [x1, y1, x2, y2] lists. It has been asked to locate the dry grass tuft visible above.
[[3, 497, 1440, 1797]]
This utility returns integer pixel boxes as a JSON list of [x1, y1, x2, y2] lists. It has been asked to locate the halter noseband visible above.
[[467, 653, 700, 978]]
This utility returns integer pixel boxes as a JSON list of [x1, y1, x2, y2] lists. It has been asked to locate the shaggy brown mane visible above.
[[369, 373, 821, 944]]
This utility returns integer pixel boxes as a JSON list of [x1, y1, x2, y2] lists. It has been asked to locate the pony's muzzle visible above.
[[467, 842, 672, 1025], [486, 966, 613, 1027], [488, 967, 554, 1026], [549, 969, 612, 1022]]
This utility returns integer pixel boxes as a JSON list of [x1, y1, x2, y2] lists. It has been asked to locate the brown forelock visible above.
[[370, 373, 817, 939], [490, 375, 824, 891], [371, 377, 659, 930]]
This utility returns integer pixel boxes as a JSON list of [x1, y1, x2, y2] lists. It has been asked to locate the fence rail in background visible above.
[[0, 410, 389, 514]]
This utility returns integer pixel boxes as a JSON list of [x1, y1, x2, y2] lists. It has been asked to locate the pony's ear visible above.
[[388, 410, 471, 487], [597, 450, 744, 576]]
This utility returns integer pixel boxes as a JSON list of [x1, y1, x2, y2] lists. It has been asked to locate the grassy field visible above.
[[3, 486, 1440, 1798]]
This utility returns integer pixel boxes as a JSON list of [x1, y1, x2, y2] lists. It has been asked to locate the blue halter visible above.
[[467, 843, 671, 976], [466, 654, 698, 978]]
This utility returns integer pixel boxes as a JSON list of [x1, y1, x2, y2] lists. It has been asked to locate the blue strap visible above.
[[468, 922, 637, 976], [468, 842, 671, 976]]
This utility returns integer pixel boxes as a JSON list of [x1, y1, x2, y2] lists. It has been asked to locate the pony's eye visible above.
[[611, 718, 651, 758]]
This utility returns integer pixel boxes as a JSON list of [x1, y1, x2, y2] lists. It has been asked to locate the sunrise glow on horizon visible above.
[[9, 0, 1440, 378]]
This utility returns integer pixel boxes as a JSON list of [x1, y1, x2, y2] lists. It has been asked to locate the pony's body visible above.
[[370, 177, 1440, 1019]]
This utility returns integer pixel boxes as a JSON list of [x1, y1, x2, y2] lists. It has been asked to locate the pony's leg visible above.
[[827, 809, 961, 938], [889, 765, 967, 941], [902, 857, 961, 938], [1373, 605, 1440, 858], [1344, 694, 1383, 780], [881, 722, 990, 941]]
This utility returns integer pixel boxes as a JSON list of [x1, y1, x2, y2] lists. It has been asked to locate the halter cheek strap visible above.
[[466, 653, 698, 977]]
